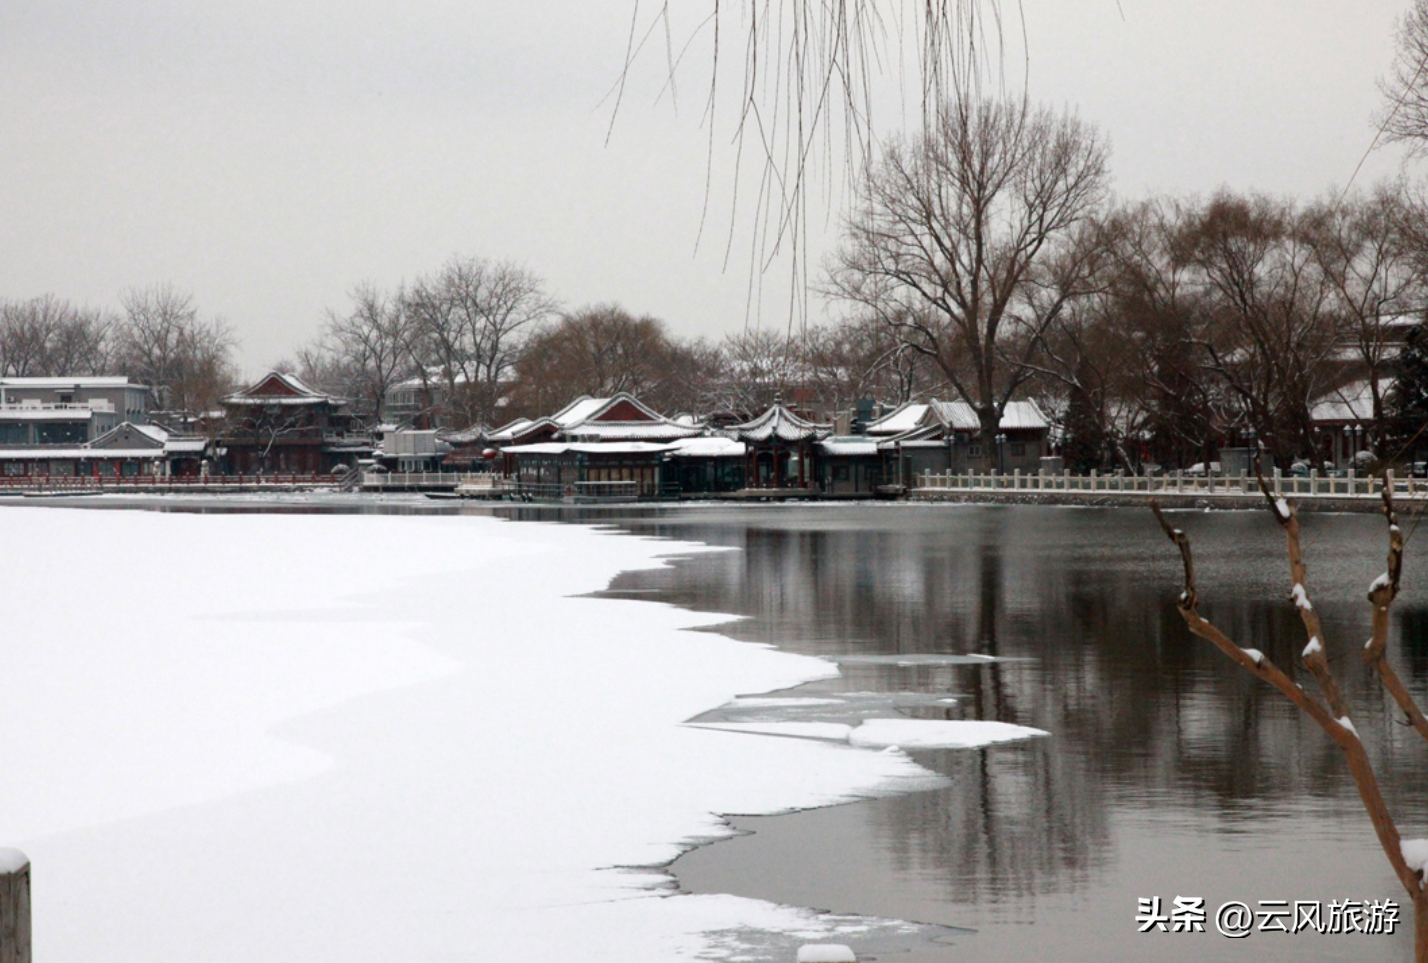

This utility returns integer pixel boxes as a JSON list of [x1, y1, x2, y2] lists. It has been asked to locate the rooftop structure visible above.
[[725, 403, 831, 444], [0, 376, 152, 425], [503, 394, 702, 446]]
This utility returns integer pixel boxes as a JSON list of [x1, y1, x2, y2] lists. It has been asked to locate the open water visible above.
[[587, 502, 1428, 963]]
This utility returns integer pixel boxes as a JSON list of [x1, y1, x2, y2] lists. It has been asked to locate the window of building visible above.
[[3, 462, 22, 476], [833, 464, 850, 481], [36, 422, 87, 445], [968, 444, 982, 456]]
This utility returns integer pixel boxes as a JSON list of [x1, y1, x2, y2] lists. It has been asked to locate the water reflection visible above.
[[596, 504, 1428, 961]]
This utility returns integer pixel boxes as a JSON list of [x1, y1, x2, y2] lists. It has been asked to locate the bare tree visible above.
[[509, 304, 685, 416], [320, 283, 411, 423], [1152, 487, 1428, 961], [1378, 0, 1428, 153], [115, 283, 238, 414], [403, 258, 557, 427], [827, 97, 1110, 452], [805, 313, 929, 413], [0, 295, 113, 377], [705, 328, 807, 415], [1303, 183, 1423, 454], [1178, 192, 1340, 465]]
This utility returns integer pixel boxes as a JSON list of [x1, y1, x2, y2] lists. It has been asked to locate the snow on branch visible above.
[[1149, 496, 1421, 903], [1360, 485, 1428, 745]]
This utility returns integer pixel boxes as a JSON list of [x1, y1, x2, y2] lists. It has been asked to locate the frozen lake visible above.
[[5, 496, 1425, 961]]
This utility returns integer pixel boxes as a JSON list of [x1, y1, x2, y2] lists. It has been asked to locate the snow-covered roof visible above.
[[926, 400, 1048, 431], [564, 421, 701, 441], [165, 438, 209, 454], [1312, 379, 1389, 424], [90, 422, 167, 450], [502, 442, 676, 456], [0, 377, 144, 389], [486, 418, 535, 442], [865, 403, 929, 435], [0, 447, 165, 460], [668, 437, 745, 458], [819, 437, 880, 456], [727, 404, 831, 443], [551, 396, 612, 427], [224, 371, 347, 407], [524, 393, 702, 442]]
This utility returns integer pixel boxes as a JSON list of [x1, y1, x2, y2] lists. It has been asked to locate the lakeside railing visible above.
[[915, 468, 1427, 499], [0, 473, 338, 492], [361, 471, 459, 491]]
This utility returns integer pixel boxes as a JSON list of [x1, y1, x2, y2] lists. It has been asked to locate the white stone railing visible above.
[[361, 471, 459, 490], [914, 468, 1426, 499]]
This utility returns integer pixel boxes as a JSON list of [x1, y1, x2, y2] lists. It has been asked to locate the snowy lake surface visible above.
[[4, 495, 1426, 962]]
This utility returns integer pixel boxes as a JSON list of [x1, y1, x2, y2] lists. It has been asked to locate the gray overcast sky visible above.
[[0, 1, 1419, 377]]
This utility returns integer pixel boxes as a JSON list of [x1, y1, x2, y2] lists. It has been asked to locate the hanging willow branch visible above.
[[611, 2, 1012, 334]]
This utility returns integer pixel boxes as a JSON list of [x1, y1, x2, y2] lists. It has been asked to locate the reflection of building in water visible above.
[[601, 506, 1428, 909]]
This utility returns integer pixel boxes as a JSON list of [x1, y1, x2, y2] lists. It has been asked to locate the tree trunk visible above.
[[1415, 892, 1427, 963], [978, 407, 1000, 471]]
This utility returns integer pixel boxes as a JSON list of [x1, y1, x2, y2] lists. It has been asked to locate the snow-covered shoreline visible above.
[[0, 506, 965, 961]]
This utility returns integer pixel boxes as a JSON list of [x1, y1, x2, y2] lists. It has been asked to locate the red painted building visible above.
[[219, 372, 368, 475]]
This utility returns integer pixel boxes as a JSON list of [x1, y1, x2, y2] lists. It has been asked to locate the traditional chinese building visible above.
[[498, 394, 704, 497], [866, 400, 1050, 483], [219, 372, 368, 474], [726, 403, 831, 490]]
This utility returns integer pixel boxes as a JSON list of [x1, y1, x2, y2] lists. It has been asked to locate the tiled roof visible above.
[[224, 371, 347, 406], [727, 404, 831, 443], [926, 400, 1049, 431], [865, 403, 930, 435], [1312, 379, 1389, 423], [564, 421, 702, 441]]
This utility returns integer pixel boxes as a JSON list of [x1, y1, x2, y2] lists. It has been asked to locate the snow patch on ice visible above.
[[848, 719, 1049, 750], [0, 506, 962, 963], [798, 945, 858, 963], [687, 722, 855, 742]]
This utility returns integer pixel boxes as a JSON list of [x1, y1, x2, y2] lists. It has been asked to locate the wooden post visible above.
[[0, 849, 30, 963]]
